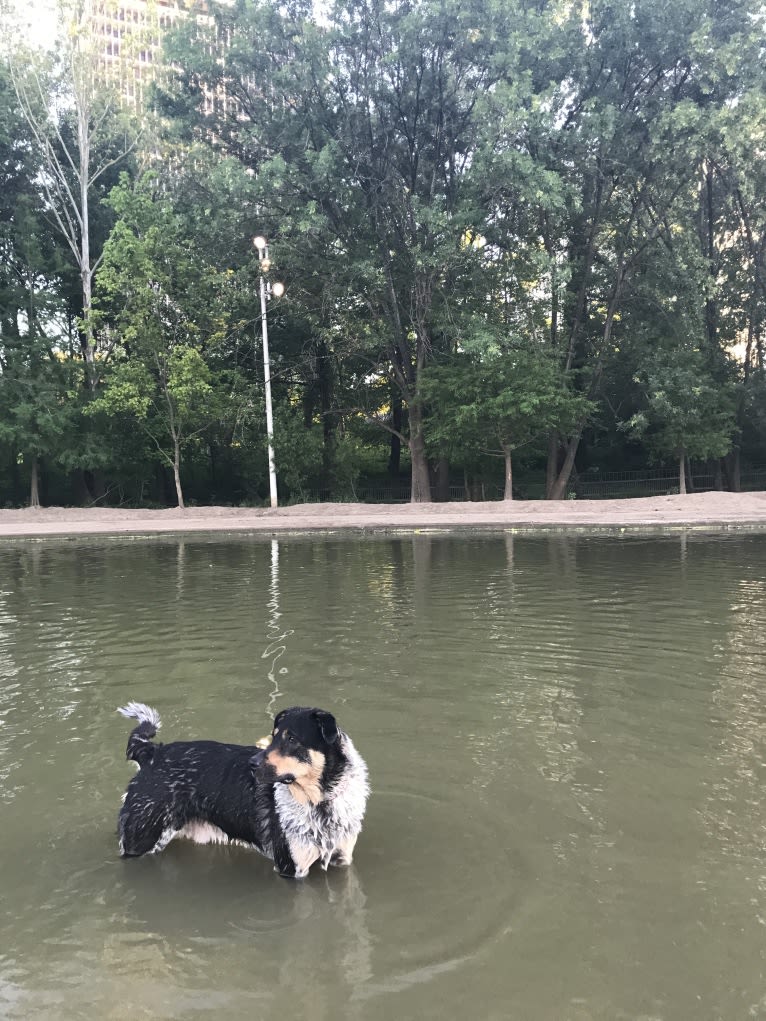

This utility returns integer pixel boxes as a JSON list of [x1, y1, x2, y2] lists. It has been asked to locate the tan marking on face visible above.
[[265, 750, 300, 772], [267, 749, 326, 805]]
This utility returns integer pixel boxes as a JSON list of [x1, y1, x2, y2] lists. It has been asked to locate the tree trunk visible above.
[[173, 439, 185, 509], [29, 456, 40, 509], [704, 165, 718, 353], [434, 457, 450, 501], [77, 91, 98, 391], [10, 449, 21, 505], [545, 430, 559, 499], [81, 265, 96, 389], [408, 403, 431, 503], [685, 457, 694, 493], [209, 442, 218, 497], [679, 448, 687, 495], [87, 469, 107, 504], [714, 459, 724, 492], [388, 389, 402, 476], [503, 444, 513, 500], [725, 449, 741, 492], [550, 266, 625, 501], [549, 428, 582, 499], [73, 468, 91, 506]]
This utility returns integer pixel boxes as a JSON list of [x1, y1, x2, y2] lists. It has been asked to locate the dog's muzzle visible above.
[[249, 751, 294, 785]]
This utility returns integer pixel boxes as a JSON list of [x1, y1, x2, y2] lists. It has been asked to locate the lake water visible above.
[[0, 532, 765, 1020]]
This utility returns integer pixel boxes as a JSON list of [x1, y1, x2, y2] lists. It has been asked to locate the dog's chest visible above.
[[275, 787, 355, 854]]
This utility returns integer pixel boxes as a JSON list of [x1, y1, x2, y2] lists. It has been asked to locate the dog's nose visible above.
[[250, 750, 267, 770]]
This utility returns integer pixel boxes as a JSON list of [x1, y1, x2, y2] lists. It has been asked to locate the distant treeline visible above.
[[1, 0, 766, 507]]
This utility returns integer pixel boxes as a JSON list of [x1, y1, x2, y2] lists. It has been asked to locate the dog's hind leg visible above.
[[118, 798, 176, 858]]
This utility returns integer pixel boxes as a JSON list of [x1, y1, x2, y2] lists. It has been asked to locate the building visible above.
[[91, 0, 213, 109]]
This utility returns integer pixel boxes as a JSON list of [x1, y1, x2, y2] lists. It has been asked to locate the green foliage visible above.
[[91, 173, 240, 489], [4, 0, 766, 505], [273, 406, 324, 502], [160, 0, 549, 496], [0, 345, 71, 459], [422, 345, 593, 461], [624, 347, 737, 461]]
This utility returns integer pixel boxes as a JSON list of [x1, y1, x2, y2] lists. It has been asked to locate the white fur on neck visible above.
[[275, 732, 370, 869]]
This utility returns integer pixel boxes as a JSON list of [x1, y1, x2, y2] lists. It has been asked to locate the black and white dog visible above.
[[116, 702, 369, 879]]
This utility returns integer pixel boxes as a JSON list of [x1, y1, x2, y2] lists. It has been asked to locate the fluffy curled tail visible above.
[[118, 701, 161, 767]]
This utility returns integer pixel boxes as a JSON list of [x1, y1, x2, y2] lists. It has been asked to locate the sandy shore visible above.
[[2, 492, 766, 538]]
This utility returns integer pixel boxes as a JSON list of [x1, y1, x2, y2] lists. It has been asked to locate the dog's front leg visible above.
[[287, 841, 321, 879], [273, 838, 319, 879], [330, 834, 358, 868]]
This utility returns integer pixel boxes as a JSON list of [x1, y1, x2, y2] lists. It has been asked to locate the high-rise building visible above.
[[91, 0, 209, 109]]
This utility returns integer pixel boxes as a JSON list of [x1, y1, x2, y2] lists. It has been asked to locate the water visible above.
[[0, 533, 765, 1020]]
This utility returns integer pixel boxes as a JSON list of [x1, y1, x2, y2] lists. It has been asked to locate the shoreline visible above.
[[2, 491, 766, 538]]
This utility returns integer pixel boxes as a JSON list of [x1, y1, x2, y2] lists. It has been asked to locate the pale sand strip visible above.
[[2, 492, 766, 537]]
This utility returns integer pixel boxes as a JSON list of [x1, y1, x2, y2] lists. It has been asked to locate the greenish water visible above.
[[0, 533, 765, 1020]]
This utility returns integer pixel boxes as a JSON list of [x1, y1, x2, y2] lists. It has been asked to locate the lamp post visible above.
[[253, 236, 284, 509]]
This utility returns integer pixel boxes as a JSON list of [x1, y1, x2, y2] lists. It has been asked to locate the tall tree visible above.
[[483, 0, 757, 497], [421, 346, 592, 499], [623, 346, 736, 493], [91, 172, 245, 507], [4, 0, 140, 390], [162, 0, 532, 501], [0, 57, 70, 505]]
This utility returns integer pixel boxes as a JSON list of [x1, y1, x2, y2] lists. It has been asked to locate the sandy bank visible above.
[[2, 491, 766, 538]]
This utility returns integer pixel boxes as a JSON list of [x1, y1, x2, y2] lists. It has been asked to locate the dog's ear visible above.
[[273, 709, 287, 730], [313, 710, 338, 744]]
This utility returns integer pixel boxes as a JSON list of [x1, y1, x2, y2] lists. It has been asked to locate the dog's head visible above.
[[250, 707, 339, 805]]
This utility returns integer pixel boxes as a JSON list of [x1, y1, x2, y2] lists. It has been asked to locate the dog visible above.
[[116, 702, 369, 879]]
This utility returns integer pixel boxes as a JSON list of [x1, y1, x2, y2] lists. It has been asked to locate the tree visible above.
[[0, 57, 72, 506], [0, 336, 71, 506], [91, 173, 236, 508], [88, 351, 222, 508], [623, 347, 736, 493], [162, 0, 533, 501], [422, 345, 591, 499], [4, 0, 139, 390], [3, 0, 766, 507], [482, 0, 758, 498]]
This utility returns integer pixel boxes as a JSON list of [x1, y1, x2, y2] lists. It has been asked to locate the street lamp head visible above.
[[260, 258, 272, 272], [253, 236, 267, 251], [272, 281, 285, 298]]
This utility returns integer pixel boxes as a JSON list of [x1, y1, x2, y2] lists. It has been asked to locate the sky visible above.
[[14, 0, 60, 50]]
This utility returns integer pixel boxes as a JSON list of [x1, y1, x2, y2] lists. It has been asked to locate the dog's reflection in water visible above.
[[106, 849, 373, 1011]]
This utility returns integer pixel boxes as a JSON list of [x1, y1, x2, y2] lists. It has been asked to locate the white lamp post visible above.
[[253, 236, 284, 509]]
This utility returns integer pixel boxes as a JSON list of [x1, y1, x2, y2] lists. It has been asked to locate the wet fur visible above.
[[116, 703, 369, 879]]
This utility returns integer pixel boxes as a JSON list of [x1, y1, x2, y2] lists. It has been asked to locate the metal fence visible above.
[[567, 466, 766, 500], [352, 484, 470, 503], [296, 465, 766, 503]]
